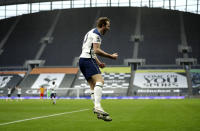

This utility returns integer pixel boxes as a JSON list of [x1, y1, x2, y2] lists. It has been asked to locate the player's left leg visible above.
[[53, 94, 56, 104], [7, 94, 12, 101], [17, 94, 20, 101], [19, 95, 22, 101], [6, 95, 9, 101], [40, 93, 42, 99], [88, 79, 95, 105], [50, 93, 56, 104], [50, 93, 54, 104]]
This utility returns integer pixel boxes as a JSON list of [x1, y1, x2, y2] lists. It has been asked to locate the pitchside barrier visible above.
[[190, 69, 200, 95], [0, 67, 200, 98], [73, 67, 131, 97], [133, 69, 188, 96], [18, 67, 79, 97]]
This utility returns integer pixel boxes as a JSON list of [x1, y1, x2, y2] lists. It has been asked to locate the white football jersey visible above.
[[49, 84, 56, 94], [80, 28, 102, 58], [8, 88, 11, 94], [17, 88, 21, 94]]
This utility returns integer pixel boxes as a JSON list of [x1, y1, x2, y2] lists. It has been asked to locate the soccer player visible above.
[[39, 85, 46, 100], [79, 17, 118, 121], [16, 86, 22, 101], [6, 87, 12, 101], [49, 81, 57, 104]]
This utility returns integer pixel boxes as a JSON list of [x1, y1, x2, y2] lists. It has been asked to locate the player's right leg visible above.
[[50, 93, 54, 104], [97, 114, 112, 121], [88, 79, 110, 119], [91, 74, 109, 116], [6, 95, 9, 101], [40, 93, 44, 100], [52, 94, 56, 104], [52, 98, 55, 104], [7, 94, 12, 101]]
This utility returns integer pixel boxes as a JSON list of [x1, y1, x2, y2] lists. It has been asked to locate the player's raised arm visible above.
[[93, 43, 118, 59]]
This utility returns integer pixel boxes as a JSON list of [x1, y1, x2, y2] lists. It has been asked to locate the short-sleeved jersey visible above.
[[80, 28, 102, 59], [17, 88, 21, 95], [8, 88, 11, 94], [49, 84, 56, 94], [40, 87, 45, 94]]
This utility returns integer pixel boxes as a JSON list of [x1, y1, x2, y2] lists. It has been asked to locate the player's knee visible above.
[[100, 79, 104, 85], [96, 79, 104, 85], [95, 81, 103, 88]]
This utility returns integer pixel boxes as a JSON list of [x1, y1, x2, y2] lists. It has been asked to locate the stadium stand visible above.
[[0, 7, 200, 98], [40, 8, 98, 66], [96, 7, 137, 65], [0, 18, 16, 43], [0, 11, 57, 66], [1, 7, 199, 66], [0, 71, 26, 97], [184, 12, 200, 62], [139, 8, 180, 64]]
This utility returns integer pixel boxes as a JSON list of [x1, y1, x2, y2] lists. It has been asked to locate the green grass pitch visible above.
[[0, 99, 200, 131]]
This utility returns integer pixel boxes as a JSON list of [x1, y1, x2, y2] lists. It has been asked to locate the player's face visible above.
[[102, 21, 110, 35]]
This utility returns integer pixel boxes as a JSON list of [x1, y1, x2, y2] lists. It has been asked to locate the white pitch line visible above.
[[0, 108, 89, 126]]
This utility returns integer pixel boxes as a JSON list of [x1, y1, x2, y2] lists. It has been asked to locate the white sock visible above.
[[90, 90, 95, 105], [94, 82, 103, 108], [53, 98, 56, 104]]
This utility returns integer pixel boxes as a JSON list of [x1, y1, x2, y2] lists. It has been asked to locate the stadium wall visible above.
[[0, 66, 200, 99]]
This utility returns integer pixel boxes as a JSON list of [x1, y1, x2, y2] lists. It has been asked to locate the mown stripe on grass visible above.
[[0, 108, 89, 126]]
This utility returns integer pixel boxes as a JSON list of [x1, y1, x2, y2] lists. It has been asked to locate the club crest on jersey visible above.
[[97, 37, 101, 42]]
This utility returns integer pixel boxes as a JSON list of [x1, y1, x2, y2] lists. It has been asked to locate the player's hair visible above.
[[96, 17, 110, 28]]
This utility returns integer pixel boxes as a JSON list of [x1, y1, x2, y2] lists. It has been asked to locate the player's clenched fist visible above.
[[111, 53, 118, 59], [99, 63, 106, 68]]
